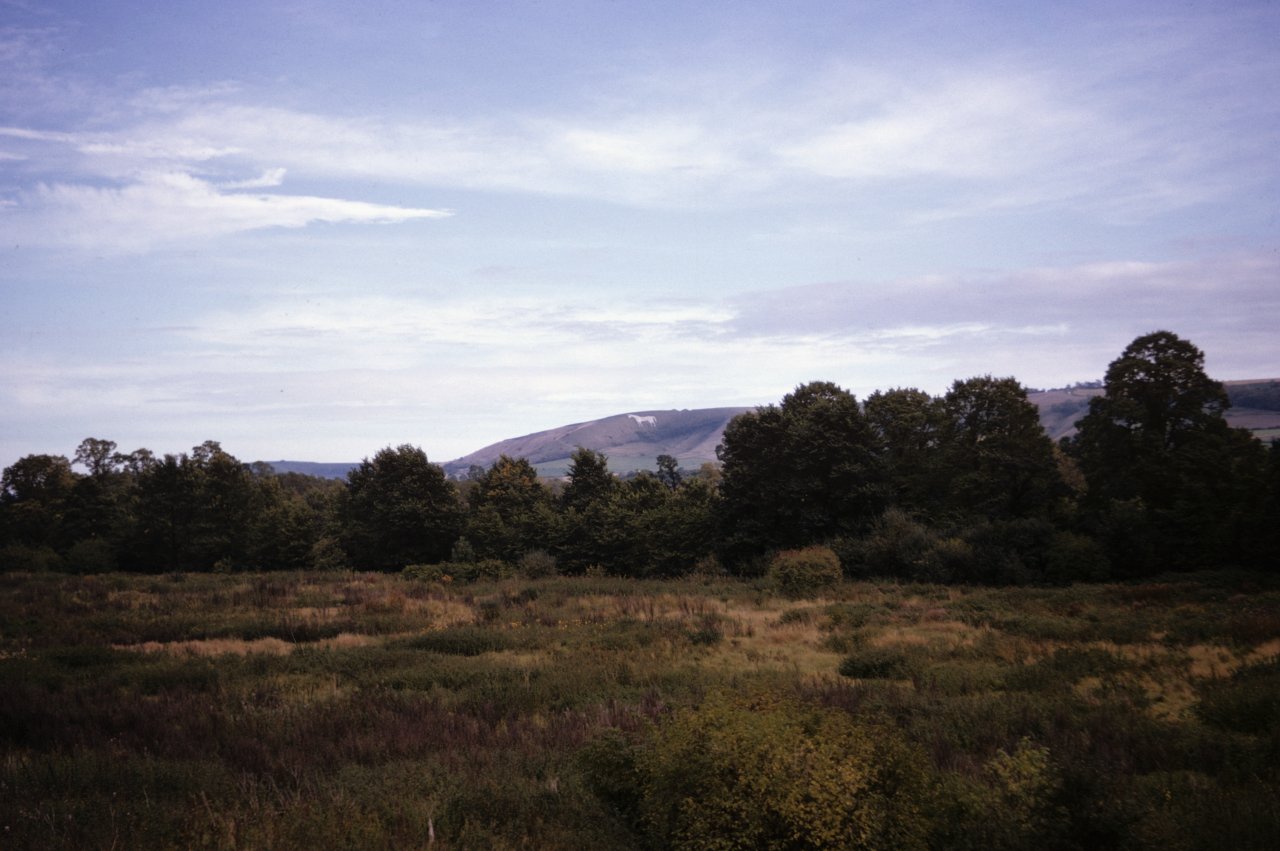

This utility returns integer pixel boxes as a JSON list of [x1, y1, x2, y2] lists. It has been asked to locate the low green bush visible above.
[[838, 646, 916, 680], [402, 626, 517, 656], [517, 549, 558, 578], [1197, 658, 1280, 734], [768, 545, 842, 597], [638, 693, 932, 850], [403, 559, 512, 583]]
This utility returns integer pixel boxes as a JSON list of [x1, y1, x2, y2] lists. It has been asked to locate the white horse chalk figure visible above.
[[628, 414, 657, 427]]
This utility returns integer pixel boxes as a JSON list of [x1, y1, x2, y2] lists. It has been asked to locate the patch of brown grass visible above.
[[117, 631, 383, 657]]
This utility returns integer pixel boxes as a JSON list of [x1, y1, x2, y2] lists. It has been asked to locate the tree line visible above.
[[3, 331, 1277, 581]]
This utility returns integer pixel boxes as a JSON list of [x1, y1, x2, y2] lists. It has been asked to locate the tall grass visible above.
[[1, 570, 1277, 848]]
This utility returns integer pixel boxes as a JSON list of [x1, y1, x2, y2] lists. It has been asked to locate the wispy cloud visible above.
[[3, 170, 450, 251], [220, 167, 287, 189], [7, 31, 1269, 221], [4, 248, 1275, 463]]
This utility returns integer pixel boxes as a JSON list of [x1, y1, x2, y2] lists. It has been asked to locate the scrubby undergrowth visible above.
[[1, 570, 1278, 849]]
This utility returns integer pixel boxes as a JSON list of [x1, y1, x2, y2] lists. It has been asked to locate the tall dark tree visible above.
[[130, 441, 258, 571], [557, 448, 622, 573], [864, 387, 941, 513], [1069, 331, 1268, 570], [655, 454, 683, 491], [339, 444, 463, 570], [64, 438, 133, 570], [936, 376, 1064, 521], [716, 381, 885, 569], [642, 474, 718, 576], [561, 447, 616, 512], [0, 454, 77, 556], [464, 455, 556, 561]]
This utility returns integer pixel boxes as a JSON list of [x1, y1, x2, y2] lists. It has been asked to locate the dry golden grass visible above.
[[117, 631, 382, 657], [868, 619, 989, 652], [686, 598, 847, 679]]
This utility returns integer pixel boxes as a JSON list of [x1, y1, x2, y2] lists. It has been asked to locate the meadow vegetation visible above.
[[2, 569, 1277, 849], [2, 331, 1278, 847]]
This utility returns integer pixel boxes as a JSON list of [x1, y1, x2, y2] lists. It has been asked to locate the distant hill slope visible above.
[[1029, 379, 1280, 442], [441, 408, 752, 478], [262, 379, 1280, 480], [262, 461, 359, 479]]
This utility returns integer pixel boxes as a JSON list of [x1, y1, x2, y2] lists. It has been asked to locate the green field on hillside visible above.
[[2, 570, 1278, 849]]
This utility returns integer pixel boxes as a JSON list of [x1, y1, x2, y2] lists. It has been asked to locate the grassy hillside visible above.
[[441, 407, 751, 477], [259, 380, 1280, 479], [1030, 379, 1280, 441], [3, 570, 1278, 848]]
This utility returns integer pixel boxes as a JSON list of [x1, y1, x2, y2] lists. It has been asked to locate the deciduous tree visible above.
[[340, 444, 463, 570]]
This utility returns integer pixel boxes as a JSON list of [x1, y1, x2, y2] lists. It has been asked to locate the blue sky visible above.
[[2, 0, 1278, 468]]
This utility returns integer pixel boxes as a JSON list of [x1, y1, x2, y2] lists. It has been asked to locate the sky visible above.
[[2, 0, 1278, 470]]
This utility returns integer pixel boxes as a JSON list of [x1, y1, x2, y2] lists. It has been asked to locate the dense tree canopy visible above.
[[936, 376, 1064, 521], [717, 381, 885, 568], [1068, 331, 1268, 570], [1, 331, 1274, 580], [463, 455, 557, 562], [339, 445, 463, 570]]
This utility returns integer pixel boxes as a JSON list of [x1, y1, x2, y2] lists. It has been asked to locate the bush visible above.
[[638, 693, 932, 850], [848, 509, 937, 579], [64, 538, 118, 573], [0, 543, 63, 572], [768, 546, 842, 596], [838, 646, 916, 680], [1043, 531, 1111, 584], [932, 738, 1067, 851], [403, 626, 515, 656], [517, 549, 558, 579], [402, 559, 512, 584], [1197, 658, 1280, 734]]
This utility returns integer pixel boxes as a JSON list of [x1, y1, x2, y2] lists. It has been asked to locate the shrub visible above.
[[850, 509, 938, 580], [1197, 658, 1280, 734], [932, 738, 1066, 851], [517, 549, 558, 579], [403, 626, 515, 656], [688, 615, 724, 646], [768, 546, 842, 597], [1043, 531, 1111, 584], [638, 693, 931, 850], [838, 646, 916, 680], [402, 559, 512, 584], [64, 538, 118, 573], [0, 543, 63, 572], [691, 554, 725, 577]]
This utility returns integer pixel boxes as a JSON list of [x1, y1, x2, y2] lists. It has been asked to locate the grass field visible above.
[[2, 570, 1278, 849]]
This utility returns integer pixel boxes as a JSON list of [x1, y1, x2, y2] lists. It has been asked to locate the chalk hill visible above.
[[440, 408, 752, 477], [264, 380, 1280, 479]]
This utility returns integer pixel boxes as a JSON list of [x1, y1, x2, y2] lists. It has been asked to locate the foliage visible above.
[[2, 330, 1276, 582], [517, 548, 559, 578], [864, 387, 941, 512], [464, 455, 558, 561], [340, 444, 463, 570], [403, 558, 511, 583], [561, 446, 616, 512], [936, 376, 1065, 521], [637, 693, 932, 850], [1069, 331, 1271, 571], [2, 570, 1279, 848], [717, 381, 886, 568], [768, 545, 843, 595]]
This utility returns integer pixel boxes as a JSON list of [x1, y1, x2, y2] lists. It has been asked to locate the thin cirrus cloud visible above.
[[0, 37, 1265, 256], [1, 57, 1215, 217], [5, 170, 451, 252]]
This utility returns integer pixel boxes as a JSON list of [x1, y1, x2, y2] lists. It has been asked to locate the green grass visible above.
[[1, 570, 1278, 848]]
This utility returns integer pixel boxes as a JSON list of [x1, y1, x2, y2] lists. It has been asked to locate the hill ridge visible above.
[[264, 379, 1280, 479]]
